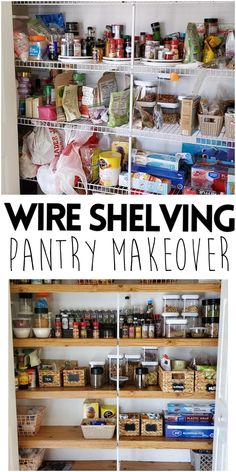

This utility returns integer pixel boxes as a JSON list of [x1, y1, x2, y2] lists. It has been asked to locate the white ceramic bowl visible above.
[[13, 327, 31, 338], [33, 327, 51, 338]]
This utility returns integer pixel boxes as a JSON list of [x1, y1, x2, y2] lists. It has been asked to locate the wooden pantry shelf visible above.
[[44, 460, 193, 471], [10, 282, 221, 294], [16, 385, 116, 399], [119, 338, 218, 347], [18, 426, 116, 449], [119, 386, 215, 399], [119, 436, 213, 450], [13, 338, 117, 348]]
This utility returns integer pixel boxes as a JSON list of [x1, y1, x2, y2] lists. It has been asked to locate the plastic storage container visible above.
[[182, 295, 199, 314], [13, 316, 32, 338], [162, 106, 180, 124], [19, 293, 33, 314], [202, 317, 219, 338], [135, 367, 148, 389], [108, 354, 124, 381], [181, 313, 200, 334], [161, 313, 179, 337], [141, 347, 158, 362], [201, 298, 220, 318], [162, 295, 180, 314], [33, 309, 51, 338], [141, 361, 158, 385], [134, 80, 157, 105], [29, 35, 47, 60], [125, 354, 141, 384], [165, 319, 188, 338]]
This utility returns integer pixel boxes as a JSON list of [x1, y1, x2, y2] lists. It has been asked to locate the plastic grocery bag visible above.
[[19, 135, 38, 178], [27, 127, 64, 166], [37, 140, 89, 195]]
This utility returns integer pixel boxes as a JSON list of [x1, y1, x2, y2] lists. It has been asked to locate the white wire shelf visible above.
[[15, 59, 235, 78], [18, 117, 235, 148]]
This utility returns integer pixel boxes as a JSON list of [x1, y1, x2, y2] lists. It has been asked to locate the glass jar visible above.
[[141, 361, 158, 385], [13, 316, 31, 339], [74, 38, 81, 57], [181, 313, 200, 335], [162, 295, 180, 314], [128, 323, 135, 338], [117, 38, 124, 58], [90, 366, 104, 388], [204, 18, 219, 37], [108, 354, 124, 381], [124, 35, 131, 58], [202, 317, 219, 338], [154, 314, 162, 337], [182, 295, 199, 314], [33, 309, 51, 338], [157, 46, 165, 60], [19, 293, 33, 314], [125, 354, 141, 384], [35, 293, 49, 310], [165, 319, 187, 338], [134, 36, 140, 58], [142, 322, 148, 338], [109, 39, 116, 58], [135, 323, 142, 338], [201, 298, 220, 318], [134, 80, 157, 103], [141, 347, 158, 362], [148, 322, 155, 338], [161, 313, 179, 336], [140, 32, 146, 58], [135, 367, 148, 389], [145, 40, 156, 59], [170, 39, 179, 60], [80, 321, 87, 338]]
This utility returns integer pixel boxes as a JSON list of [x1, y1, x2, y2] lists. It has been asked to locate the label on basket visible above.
[[206, 383, 216, 392], [145, 424, 157, 432], [125, 423, 136, 431], [172, 383, 185, 391], [68, 373, 80, 382], [42, 375, 54, 383]]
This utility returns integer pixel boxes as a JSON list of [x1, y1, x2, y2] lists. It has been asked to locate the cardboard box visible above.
[[227, 168, 235, 194], [119, 171, 171, 195], [191, 160, 228, 193], [164, 422, 214, 439], [83, 399, 100, 419], [167, 403, 215, 414], [180, 95, 201, 136], [101, 405, 117, 419]]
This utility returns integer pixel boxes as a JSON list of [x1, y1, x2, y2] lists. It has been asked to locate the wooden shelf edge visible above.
[[119, 388, 215, 399], [39, 460, 193, 471], [10, 282, 221, 294], [119, 338, 218, 347], [119, 436, 213, 450], [16, 386, 117, 399]]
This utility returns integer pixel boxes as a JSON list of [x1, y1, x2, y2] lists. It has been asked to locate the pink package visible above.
[[38, 105, 57, 121]]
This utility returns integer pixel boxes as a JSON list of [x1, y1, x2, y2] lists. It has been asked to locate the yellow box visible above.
[[101, 405, 117, 419], [83, 399, 100, 419]]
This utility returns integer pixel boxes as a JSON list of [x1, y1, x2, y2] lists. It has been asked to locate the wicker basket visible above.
[[225, 113, 235, 139], [19, 448, 45, 471], [63, 367, 87, 387], [159, 366, 194, 393], [195, 369, 216, 393], [81, 419, 115, 439], [198, 114, 224, 137], [141, 414, 163, 437], [17, 406, 46, 436], [119, 413, 140, 436], [191, 450, 213, 471], [38, 367, 62, 387]]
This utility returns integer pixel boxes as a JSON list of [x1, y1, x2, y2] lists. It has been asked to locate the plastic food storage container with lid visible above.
[[107, 354, 124, 382], [202, 317, 219, 338], [181, 313, 200, 334], [182, 295, 199, 314], [13, 316, 32, 338], [201, 298, 220, 318], [165, 319, 188, 338], [19, 293, 33, 314], [141, 361, 158, 385], [125, 354, 141, 384], [161, 312, 179, 337], [135, 366, 148, 389], [141, 347, 158, 362], [134, 80, 157, 105], [162, 295, 180, 314], [33, 308, 51, 338]]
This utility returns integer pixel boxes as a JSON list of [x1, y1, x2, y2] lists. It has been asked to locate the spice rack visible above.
[[11, 279, 220, 469]]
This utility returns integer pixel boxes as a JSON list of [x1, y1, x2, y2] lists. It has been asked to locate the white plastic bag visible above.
[[27, 127, 64, 166], [19, 135, 38, 178], [37, 140, 88, 195]]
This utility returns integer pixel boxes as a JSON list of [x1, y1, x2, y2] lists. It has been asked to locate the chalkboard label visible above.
[[172, 383, 185, 391], [68, 373, 80, 382], [43, 375, 54, 383], [125, 423, 136, 431], [206, 383, 216, 392], [146, 424, 157, 432]]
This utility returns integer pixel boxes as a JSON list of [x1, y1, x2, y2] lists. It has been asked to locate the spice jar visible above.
[[90, 366, 104, 388], [154, 314, 162, 337], [128, 322, 135, 338], [125, 35, 132, 58], [170, 39, 179, 60], [135, 367, 148, 389], [125, 354, 141, 384], [122, 321, 129, 338], [80, 321, 87, 338], [109, 39, 117, 58], [135, 323, 142, 338], [108, 354, 124, 382], [162, 295, 180, 313], [182, 295, 199, 314], [134, 36, 140, 58], [73, 321, 79, 338], [142, 322, 148, 338], [117, 38, 124, 58], [93, 321, 100, 338], [18, 367, 29, 390], [74, 38, 81, 57]]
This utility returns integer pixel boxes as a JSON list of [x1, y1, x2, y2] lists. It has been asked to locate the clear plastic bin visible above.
[[107, 354, 124, 382], [141, 361, 158, 385], [125, 354, 141, 384], [165, 319, 187, 338], [201, 298, 220, 318], [161, 313, 179, 337], [181, 313, 200, 334], [13, 316, 32, 338], [162, 295, 180, 314], [182, 295, 199, 314], [141, 347, 158, 362]]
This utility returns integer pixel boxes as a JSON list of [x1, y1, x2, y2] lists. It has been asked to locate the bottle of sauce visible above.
[[86, 26, 95, 56], [18, 367, 29, 390]]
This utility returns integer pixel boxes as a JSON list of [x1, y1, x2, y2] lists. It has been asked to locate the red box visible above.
[[191, 161, 228, 193]]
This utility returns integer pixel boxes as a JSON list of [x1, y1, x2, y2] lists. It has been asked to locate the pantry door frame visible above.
[[212, 279, 228, 471], [8, 287, 19, 471]]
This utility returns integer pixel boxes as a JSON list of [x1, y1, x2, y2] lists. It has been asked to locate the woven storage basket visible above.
[[19, 448, 45, 471], [195, 369, 216, 393], [198, 114, 224, 137], [63, 367, 87, 387], [81, 419, 115, 439], [159, 366, 194, 393], [141, 414, 163, 436], [17, 406, 46, 436], [119, 413, 140, 436], [225, 113, 235, 139], [38, 367, 62, 387], [191, 450, 213, 471]]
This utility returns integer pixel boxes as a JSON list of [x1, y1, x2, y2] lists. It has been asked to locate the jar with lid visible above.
[[74, 38, 81, 57], [201, 298, 220, 318], [135, 366, 148, 389], [164, 38, 171, 51], [142, 321, 148, 338], [125, 354, 141, 384], [35, 293, 49, 311], [65, 32, 74, 56], [27, 368, 36, 389], [182, 295, 199, 314], [140, 32, 146, 57], [134, 36, 140, 58], [181, 313, 200, 335], [148, 322, 155, 338], [135, 322, 142, 338], [117, 38, 124, 58], [145, 40, 156, 59], [162, 295, 180, 314], [55, 315, 62, 338], [170, 39, 179, 60], [124, 35, 132, 58], [33, 309, 51, 338], [93, 321, 100, 338], [73, 321, 79, 338], [18, 367, 29, 390], [165, 319, 188, 338], [141, 361, 158, 385], [141, 347, 158, 362], [61, 37, 67, 56], [154, 314, 162, 337], [161, 313, 179, 337], [109, 39, 117, 58], [122, 320, 129, 338], [13, 316, 32, 339], [90, 367, 104, 388], [80, 321, 87, 338], [89, 360, 107, 384], [202, 317, 219, 338], [29, 35, 47, 61], [19, 293, 33, 314], [157, 46, 165, 60], [204, 18, 219, 37], [128, 322, 135, 338], [108, 354, 124, 382]]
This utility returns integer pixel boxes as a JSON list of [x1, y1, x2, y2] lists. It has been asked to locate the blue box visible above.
[[165, 422, 214, 439], [167, 403, 215, 414], [131, 164, 185, 190]]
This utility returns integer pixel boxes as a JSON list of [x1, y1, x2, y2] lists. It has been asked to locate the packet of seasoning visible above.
[[62, 85, 81, 121], [97, 72, 118, 107]]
